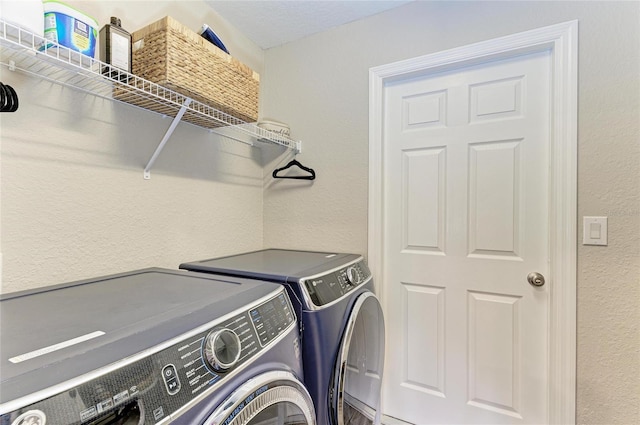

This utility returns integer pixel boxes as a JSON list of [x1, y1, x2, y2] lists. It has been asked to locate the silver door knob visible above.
[[527, 272, 545, 287]]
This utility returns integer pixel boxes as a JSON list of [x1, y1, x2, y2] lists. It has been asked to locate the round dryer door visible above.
[[332, 292, 385, 425], [204, 371, 315, 425]]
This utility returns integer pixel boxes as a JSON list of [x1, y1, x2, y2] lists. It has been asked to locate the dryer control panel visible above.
[[300, 260, 372, 308], [1, 290, 296, 425]]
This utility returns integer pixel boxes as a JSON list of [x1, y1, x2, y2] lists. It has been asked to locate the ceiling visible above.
[[205, 1, 412, 49]]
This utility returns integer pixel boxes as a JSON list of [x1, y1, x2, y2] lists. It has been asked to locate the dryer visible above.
[[0, 268, 315, 425], [180, 249, 385, 425]]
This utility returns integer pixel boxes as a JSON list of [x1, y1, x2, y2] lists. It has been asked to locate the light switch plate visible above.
[[583, 216, 608, 246]]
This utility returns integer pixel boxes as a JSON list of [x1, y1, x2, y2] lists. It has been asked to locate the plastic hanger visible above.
[[0, 82, 19, 112], [272, 159, 316, 180]]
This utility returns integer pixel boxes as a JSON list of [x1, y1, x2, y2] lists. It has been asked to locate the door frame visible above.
[[368, 21, 578, 424]]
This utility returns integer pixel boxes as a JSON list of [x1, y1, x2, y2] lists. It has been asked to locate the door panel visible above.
[[468, 139, 522, 258], [382, 51, 550, 424], [402, 147, 446, 253], [404, 283, 445, 396], [467, 291, 521, 417]]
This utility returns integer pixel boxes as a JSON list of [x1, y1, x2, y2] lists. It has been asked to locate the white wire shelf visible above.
[[0, 19, 301, 178]]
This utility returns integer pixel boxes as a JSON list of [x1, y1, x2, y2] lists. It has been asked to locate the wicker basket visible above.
[[114, 16, 259, 124]]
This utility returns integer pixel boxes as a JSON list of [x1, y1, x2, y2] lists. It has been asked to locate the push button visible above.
[[166, 378, 179, 393], [163, 365, 175, 379], [162, 365, 181, 395]]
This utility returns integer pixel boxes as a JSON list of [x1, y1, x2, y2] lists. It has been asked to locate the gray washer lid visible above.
[[180, 248, 361, 283], [0, 268, 280, 404]]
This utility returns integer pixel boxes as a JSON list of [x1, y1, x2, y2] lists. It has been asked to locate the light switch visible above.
[[583, 216, 607, 246]]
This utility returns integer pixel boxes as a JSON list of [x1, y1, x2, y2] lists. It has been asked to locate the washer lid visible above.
[[180, 248, 360, 283], [0, 268, 279, 404]]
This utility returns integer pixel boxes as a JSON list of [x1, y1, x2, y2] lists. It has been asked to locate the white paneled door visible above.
[[381, 50, 551, 424]]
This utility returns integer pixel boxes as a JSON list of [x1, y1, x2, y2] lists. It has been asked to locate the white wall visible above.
[[261, 1, 639, 424], [0, 0, 267, 292]]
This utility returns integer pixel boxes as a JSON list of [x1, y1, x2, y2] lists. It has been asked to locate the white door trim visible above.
[[368, 21, 578, 425]]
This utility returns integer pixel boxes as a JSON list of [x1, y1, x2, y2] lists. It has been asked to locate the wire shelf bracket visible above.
[[144, 98, 192, 179]]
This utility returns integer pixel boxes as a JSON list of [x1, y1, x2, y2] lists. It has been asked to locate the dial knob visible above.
[[346, 266, 361, 286], [204, 329, 241, 372]]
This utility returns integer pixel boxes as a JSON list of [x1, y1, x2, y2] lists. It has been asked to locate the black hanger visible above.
[[0, 82, 19, 112], [272, 159, 316, 180]]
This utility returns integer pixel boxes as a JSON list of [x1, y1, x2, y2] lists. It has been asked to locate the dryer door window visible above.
[[204, 371, 315, 425], [332, 292, 385, 425]]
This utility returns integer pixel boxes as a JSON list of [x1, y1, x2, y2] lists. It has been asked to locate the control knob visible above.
[[204, 329, 241, 372], [346, 266, 361, 286]]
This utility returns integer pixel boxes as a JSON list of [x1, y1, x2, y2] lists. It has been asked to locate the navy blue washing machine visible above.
[[179, 249, 385, 425], [0, 268, 316, 425]]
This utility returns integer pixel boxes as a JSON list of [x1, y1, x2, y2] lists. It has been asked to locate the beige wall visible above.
[[261, 1, 639, 424], [0, 0, 266, 292]]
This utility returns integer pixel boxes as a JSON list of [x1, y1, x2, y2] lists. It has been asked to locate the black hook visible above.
[[272, 159, 316, 180], [0, 82, 19, 112]]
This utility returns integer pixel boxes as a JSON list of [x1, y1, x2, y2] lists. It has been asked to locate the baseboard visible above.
[[381, 415, 414, 425]]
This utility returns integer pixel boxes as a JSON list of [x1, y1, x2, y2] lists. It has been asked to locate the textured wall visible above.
[[0, 0, 266, 292], [261, 1, 639, 424], [576, 1, 640, 421]]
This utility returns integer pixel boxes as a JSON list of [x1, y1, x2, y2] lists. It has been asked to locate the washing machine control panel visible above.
[[301, 260, 372, 308], [2, 290, 296, 425]]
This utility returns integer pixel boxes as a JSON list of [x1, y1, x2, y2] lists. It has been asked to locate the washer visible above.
[[0, 268, 315, 425], [180, 249, 385, 425]]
